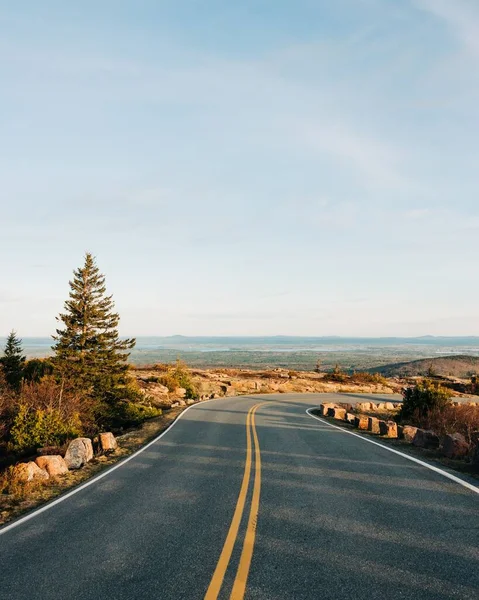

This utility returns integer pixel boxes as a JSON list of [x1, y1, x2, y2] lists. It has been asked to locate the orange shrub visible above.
[[415, 404, 479, 444]]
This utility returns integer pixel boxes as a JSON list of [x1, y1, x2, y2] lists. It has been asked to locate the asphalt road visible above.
[[1, 393, 478, 600]]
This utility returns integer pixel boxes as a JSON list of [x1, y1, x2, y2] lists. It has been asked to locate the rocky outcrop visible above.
[[35, 455, 69, 476], [413, 429, 440, 449], [134, 366, 398, 406], [65, 438, 94, 470], [148, 383, 169, 396], [441, 433, 470, 459], [13, 462, 49, 482], [99, 432, 117, 453]]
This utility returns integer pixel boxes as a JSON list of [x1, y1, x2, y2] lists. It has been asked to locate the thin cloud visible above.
[[287, 118, 406, 190], [1, 30, 412, 193], [415, 0, 479, 59]]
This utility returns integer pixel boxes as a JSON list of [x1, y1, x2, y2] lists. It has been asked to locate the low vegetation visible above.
[[399, 379, 479, 445], [417, 404, 479, 445], [156, 360, 199, 399], [322, 365, 388, 385], [0, 253, 161, 470], [399, 379, 452, 421]]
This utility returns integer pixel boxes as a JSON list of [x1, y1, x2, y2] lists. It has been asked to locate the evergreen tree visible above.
[[0, 330, 26, 392], [52, 253, 135, 396]]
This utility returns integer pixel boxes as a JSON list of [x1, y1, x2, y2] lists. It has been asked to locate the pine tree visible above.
[[0, 330, 26, 392], [52, 253, 135, 396]]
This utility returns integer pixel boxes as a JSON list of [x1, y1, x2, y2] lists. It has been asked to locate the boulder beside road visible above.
[[65, 438, 94, 469], [441, 433, 470, 459], [35, 455, 69, 476], [401, 425, 418, 442], [354, 415, 369, 430], [320, 403, 339, 417], [13, 462, 49, 482], [379, 420, 398, 438], [99, 432, 117, 453], [413, 429, 440, 449], [328, 407, 347, 420]]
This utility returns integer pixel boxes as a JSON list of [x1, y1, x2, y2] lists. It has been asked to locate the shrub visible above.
[[0, 465, 49, 499], [158, 360, 198, 399], [10, 404, 82, 454], [322, 365, 349, 383], [181, 380, 199, 400], [0, 370, 16, 443], [414, 404, 479, 444], [94, 377, 161, 431], [399, 379, 452, 422], [157, 373, 179, 392], [350, 372, 388, 385], [1, 377, 86, 454], [106, 379, 144, 403], [99, 401, 162, 431], [322, 370, 388, 385], [23, 358, 55, 383]]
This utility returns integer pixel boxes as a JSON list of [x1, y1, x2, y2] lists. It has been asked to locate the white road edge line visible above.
[[0, 398, 221, 536], [306, 408, 479, 496]]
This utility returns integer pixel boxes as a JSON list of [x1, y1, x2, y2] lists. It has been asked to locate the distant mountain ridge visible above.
[[4, 335, 479, 347], [134, 335, 479, 347]]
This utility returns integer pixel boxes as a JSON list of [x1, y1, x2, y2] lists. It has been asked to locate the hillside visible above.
[[370, 355, 479, 378]]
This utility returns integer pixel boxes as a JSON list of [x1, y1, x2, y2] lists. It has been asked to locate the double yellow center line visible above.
[[204, 402, 265, 600]]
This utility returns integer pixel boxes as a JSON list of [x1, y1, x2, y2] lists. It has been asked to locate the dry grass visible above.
[[415, 404, 479, 444], [0, 466, 49, 499]]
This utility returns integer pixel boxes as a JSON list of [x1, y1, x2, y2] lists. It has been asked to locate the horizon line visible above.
[[4, 334, 479, 340]]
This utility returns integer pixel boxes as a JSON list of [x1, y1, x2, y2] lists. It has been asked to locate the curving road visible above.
[[1, 393, 478, 600]]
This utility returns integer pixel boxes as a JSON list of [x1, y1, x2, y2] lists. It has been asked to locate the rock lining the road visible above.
[[317, 402, 479, 470]]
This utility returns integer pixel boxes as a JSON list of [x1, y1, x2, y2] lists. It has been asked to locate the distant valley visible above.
[[7, 335, 479, 372]]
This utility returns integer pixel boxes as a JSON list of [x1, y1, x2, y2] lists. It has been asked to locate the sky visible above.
[[1, 0, 478, 337]]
